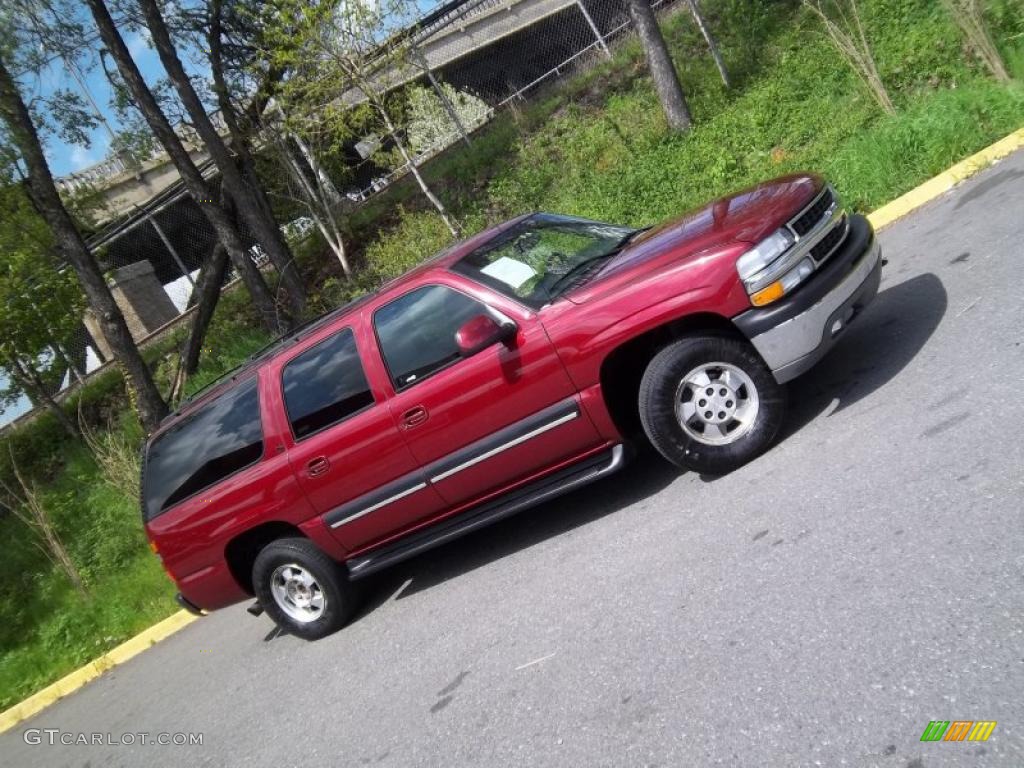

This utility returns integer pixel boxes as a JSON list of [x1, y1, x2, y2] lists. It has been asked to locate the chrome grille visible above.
[[784, 185, 848, 267], [810, 217, 848, 263], [791, 187, 836, 236], [740, 182, 849, 300]]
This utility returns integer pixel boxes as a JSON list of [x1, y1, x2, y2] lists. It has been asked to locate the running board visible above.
[[346, 444, 627, 580]]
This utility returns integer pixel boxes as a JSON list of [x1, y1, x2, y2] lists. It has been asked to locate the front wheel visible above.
[[252, 538, 357, 640], [638, 336, 786, 474]]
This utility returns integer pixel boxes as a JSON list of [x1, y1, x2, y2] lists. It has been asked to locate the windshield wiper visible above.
[[545, 254, 613, 299], [545, 229, 645, 299]]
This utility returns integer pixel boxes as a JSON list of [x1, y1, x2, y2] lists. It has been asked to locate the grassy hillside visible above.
[[2, 0, 1023, 711], [339, 0, 1024, 288]]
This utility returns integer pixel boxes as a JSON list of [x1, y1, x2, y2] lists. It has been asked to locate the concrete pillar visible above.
[[83, 260, 180, 356], [82, 310, 114, 361]]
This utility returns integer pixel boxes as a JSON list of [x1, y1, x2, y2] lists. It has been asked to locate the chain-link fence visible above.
[[2, 0, 680, 430], [0, 175, 251, 431], [341, 0, 678, 201]]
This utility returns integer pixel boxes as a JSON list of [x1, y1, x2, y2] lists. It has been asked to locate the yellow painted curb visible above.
[[1, 124, 1023, 737], [867, 126, 1024, 231], [0, 610, 198, 734]]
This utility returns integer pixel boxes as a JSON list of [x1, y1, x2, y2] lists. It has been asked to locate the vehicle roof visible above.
[[150, 214, 531, 439]]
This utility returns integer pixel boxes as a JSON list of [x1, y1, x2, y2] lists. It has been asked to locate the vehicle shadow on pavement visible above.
[[783, 271, 948, 436], [353, 444, 679, 615], [352, 273, 946, 619]]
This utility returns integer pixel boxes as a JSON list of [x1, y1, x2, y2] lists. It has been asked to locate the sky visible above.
[[40, 0, 443, 178], [40, 28, 181, 177]]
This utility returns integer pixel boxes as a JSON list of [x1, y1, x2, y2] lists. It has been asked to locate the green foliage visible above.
[[404, 84, 492, 154], [0, 546, 174, 711], [362, 206, 461, 282], [0, 407, 174, 711], [183, 306, 274, 396], [80, 409, 144, 500], [464, 0, 1024, 228], [0, 183, 87, 403], [824, 80, 1024, 208], [0, 289, 265, 711]]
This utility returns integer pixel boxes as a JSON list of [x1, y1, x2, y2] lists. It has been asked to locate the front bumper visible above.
[[734, 214, 882, 384]]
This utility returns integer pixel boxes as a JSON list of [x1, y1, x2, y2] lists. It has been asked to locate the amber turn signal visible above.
[[751, 281, 785, 306]]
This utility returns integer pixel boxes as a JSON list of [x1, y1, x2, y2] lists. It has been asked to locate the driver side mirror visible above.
[[455, 313, 517, 358]]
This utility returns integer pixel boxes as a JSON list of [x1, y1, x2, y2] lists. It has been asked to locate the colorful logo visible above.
[[920, 721, 997, 742]]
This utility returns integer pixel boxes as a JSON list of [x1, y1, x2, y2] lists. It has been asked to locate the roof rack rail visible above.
[[179, 293, 373, 408]]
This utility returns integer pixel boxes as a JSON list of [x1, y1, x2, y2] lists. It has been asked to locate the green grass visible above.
[[349, 0, 1024, 270], [0, 287, 272, 711], [0, 442, 177, 709], [2, 0, 1024, 712]]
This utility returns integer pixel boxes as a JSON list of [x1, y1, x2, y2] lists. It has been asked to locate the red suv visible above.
[[143, 173, 882, 638]]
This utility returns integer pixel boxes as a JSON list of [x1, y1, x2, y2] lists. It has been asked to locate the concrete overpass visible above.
[[371, 0, 596, 93], [58, 146, 211, 223], [50, 0, 645, 312], [57, 0, 624, 222], [57, 119, 220, 225]]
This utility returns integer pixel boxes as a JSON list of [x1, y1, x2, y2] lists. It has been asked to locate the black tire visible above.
[[252, 537, 357, 640], [638, 336, 786, 474]]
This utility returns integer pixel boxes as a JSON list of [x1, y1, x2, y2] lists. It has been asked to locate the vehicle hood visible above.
[[570, 173, 822, 303]]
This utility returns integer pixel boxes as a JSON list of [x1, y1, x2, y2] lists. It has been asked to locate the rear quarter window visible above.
[[143, 378, 263, 521], [282, 327, 375, 439]]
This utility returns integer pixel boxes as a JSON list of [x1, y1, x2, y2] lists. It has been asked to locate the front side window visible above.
[[143, 378, 263, 520], [452, 213, 635, 307], [283, 328, 374, 439], [374, 285, 486, 389]]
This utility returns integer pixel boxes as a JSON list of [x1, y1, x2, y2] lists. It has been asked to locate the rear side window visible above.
[[282, 328, 374, 439], [143, 378, 263, 520], [374, 285, 485, 389]]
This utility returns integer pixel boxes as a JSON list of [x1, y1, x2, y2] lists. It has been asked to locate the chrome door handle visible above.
[[401, 405, 428, 428], [307, 456, 330, 477]]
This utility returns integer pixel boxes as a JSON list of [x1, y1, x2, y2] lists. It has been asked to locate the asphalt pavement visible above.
[[3, 150, 1023, 768]]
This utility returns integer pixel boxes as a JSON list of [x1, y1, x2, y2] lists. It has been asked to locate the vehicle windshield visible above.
[[452, 214, 635, 307]]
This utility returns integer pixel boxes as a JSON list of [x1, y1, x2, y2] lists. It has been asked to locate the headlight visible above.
[[746, 257, 814, 306], [736, 228, 817, 307], [736, 229, 794, 283]]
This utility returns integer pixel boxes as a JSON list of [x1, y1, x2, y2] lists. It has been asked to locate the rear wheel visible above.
[[252, 538, 357, 640], [638, 336, 786, 474]]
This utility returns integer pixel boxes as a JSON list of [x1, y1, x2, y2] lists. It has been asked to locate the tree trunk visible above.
[[208, 19, 310, 265], [7, 355, 79, 439], [55, 342, 85, 383], [40, 335, 82, 385], [687, 0, 730, 88], [170, 243, 229, 403], [85, 0, 285, 334], [626, 0, 692, 132], [292, 131, 343, 206], [376, 104, 461, 238], [143, 0, 306, 319], [277, 136, 353, 277], [411, 45, 471, 147], [0, 54, 168, 434], [217, 179, 290, 331]]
